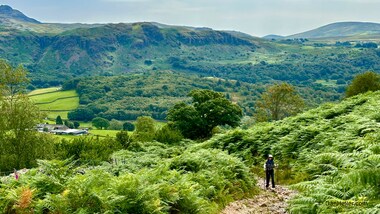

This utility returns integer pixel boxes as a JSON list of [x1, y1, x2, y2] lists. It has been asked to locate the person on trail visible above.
[[14, 169, 19, 180], [264, 154, 275, 189]]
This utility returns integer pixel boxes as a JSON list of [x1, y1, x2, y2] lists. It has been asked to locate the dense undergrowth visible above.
[[200, 91, 380, 213], [0, 141, 255, 214], [1, 92, 380, 213]]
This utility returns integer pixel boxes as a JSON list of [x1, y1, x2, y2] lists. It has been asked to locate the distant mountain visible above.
[[0, 6, 273, 86], [287, 22, 380, 39], [1, 4, 380, 109], [0, 5, 40, 24], [262, 34, 284, 40]]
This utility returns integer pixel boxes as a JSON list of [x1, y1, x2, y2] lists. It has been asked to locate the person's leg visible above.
[[266, 170, 270, 188], [271, 170, 275, 188]]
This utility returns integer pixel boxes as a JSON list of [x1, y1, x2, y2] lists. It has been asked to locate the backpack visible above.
[[265, 160, 275, 171]]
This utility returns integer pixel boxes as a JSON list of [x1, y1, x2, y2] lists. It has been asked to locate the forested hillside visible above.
[[1, 5, 380, 108], [64, 71, 341, 121], [201, 91, 380, 213]]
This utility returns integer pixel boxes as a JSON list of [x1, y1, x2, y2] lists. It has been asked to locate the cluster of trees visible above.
[[55, 115, 80, 129], [168, 89, 243, 139], [169, 48, 380, 83], [65, 68, 351, 124], [0, 60, 54, 171], [65, 71, 264, 121]]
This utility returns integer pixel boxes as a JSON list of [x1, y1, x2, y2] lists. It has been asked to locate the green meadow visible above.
[[28, 88, 79, 120]]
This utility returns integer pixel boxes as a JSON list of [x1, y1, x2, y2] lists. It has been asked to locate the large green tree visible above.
[[167, 89, 242, 139], [132, 116, 156, 142], [0, 60, 54, 171], [255, 83, 304, 122], [92, 117, 110, 130], [346, 71, 380, 97], [56, 115, 63, 125]]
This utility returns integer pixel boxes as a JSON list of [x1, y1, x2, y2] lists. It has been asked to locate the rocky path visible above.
[[221, 178, 297, 214]]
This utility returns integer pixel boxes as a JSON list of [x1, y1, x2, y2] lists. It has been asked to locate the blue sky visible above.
[[1, 0, 380, 36]]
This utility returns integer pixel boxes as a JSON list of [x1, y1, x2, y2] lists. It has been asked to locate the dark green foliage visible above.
[[55, 115, 63, 125], [123, 121, 135, 131], [168, 89, 242, 139], [346, 71, 380, 97], [155, 124, 183, 144], [67, 71, 264, 120], [54, 137, 122, 164], [116, 131, 132, 148], [68, 108, 95, 121], [64, 120, 74, 129], [73, 121, 80, 129], [92, 117, 110, 130]]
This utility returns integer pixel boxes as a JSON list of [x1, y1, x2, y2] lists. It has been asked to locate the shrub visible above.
[[123, 121, 135, 131], [155, 124, 183, 144]]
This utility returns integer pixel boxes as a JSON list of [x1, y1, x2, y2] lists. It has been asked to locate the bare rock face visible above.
[[221, 178, 297, 214]]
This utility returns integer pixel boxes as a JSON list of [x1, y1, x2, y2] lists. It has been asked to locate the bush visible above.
[[132, 116, 156, 142], [155, 124, 183, 144], [108, 119, 123, 130], [123, 122, 135, 131], [346, 71, 380, 97], [55, 137, 122, 164]]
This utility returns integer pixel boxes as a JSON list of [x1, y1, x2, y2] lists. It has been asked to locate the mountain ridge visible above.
[[0, 5, 40, 24], [287, 21, 380, 39]]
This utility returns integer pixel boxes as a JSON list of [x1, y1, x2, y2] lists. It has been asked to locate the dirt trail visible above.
[[221, 178, 297, 214]]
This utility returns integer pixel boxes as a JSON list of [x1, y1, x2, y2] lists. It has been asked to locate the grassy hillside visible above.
[[288, 22, 380, 39], [201, 91, 380, 213], [28, 88, 79, 119]]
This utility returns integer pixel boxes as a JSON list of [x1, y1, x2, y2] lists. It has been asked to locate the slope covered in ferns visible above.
[[201, 91, 380, 213]]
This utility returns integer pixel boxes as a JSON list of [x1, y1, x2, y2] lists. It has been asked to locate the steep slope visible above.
[[0, 6, 270, 86], [0, 5, 40, 24], [287, 21, 380, 39], [202, 91, 380, 213]]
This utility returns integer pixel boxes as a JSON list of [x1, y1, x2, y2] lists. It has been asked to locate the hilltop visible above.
[[0, 5, 40, 24], [287, 21, 380, 39]]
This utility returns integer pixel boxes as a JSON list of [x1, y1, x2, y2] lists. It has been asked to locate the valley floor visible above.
[[221, 178, 297, 214]]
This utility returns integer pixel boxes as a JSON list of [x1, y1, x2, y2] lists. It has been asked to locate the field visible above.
[[28, 87, 61, 95], [88, 129, 120, 137], [28, 88, 79, 119]]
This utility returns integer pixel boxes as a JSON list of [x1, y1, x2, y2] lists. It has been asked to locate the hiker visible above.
[[14, 169, 19, 180], [264, 154, 276, 189]]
